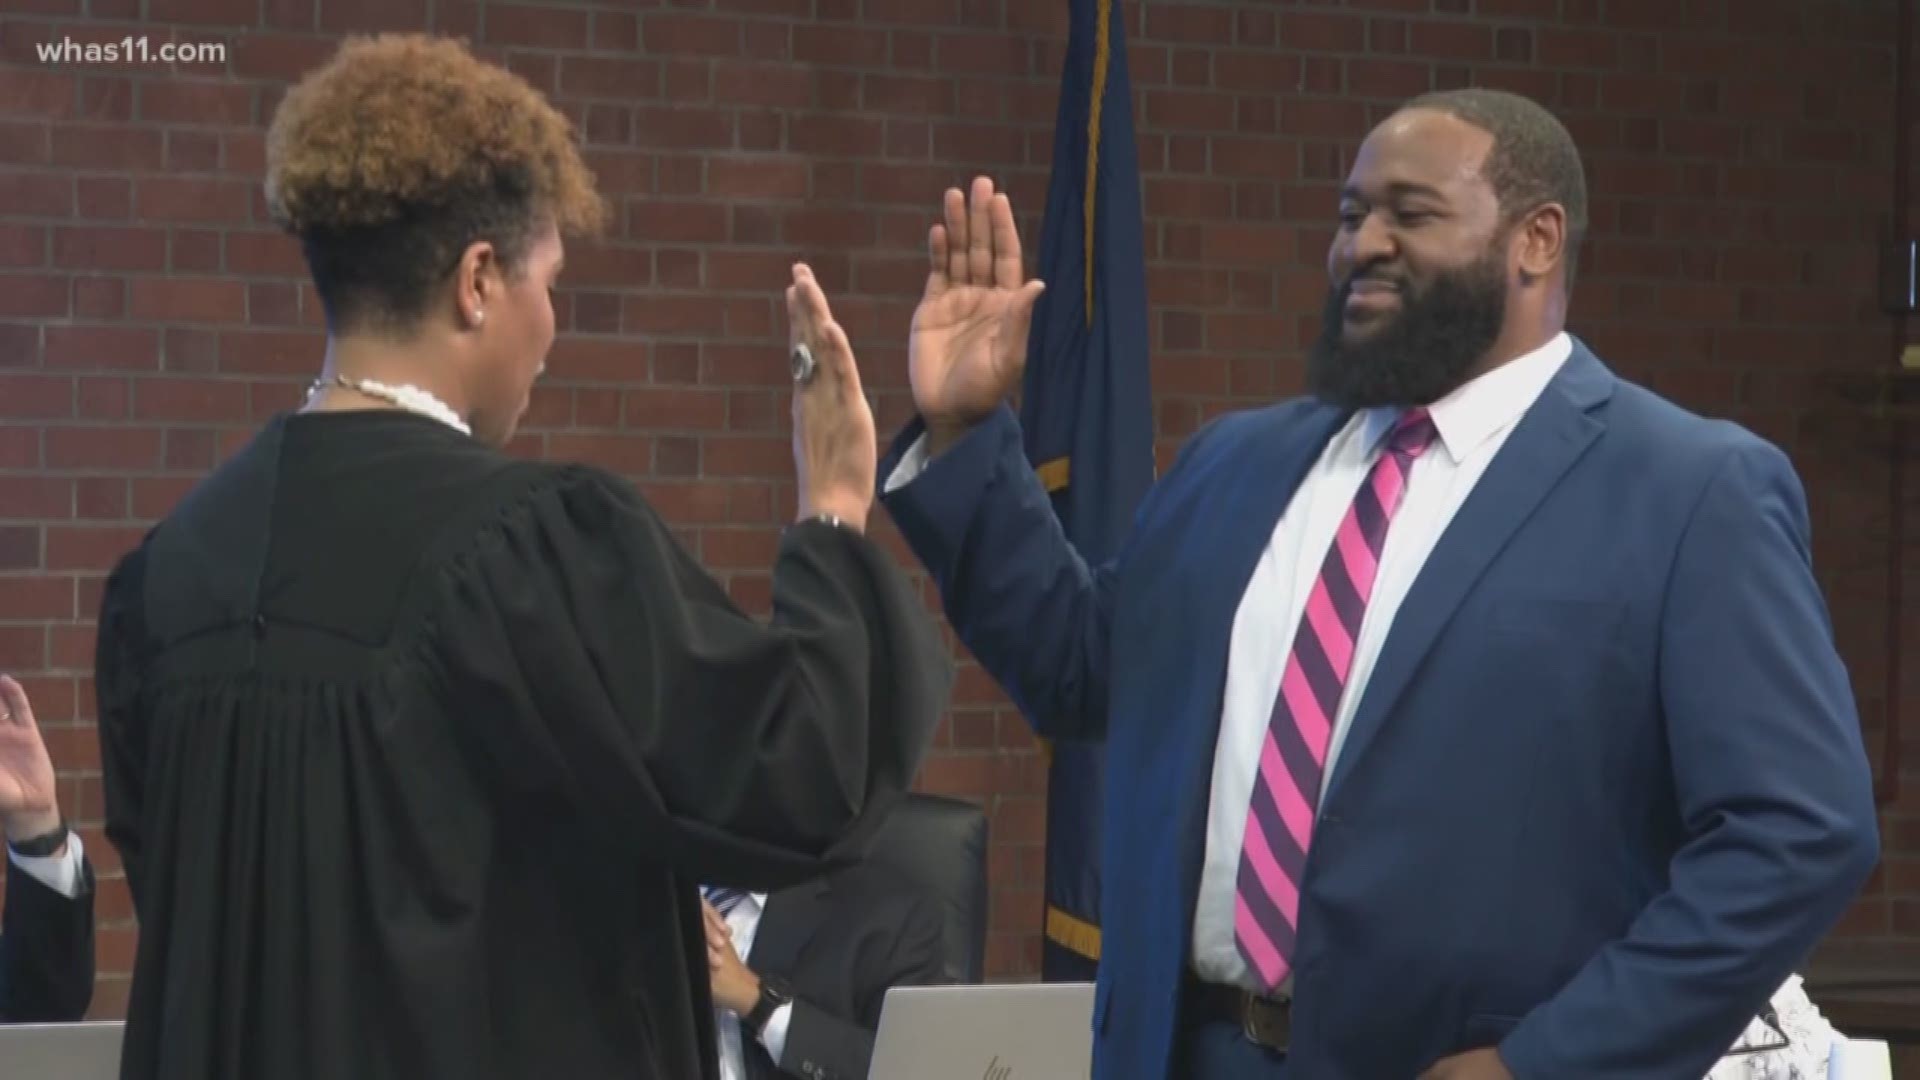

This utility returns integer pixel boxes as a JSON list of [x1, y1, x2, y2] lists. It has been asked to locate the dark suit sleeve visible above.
[[773, 895, 946, 1080], [1497, 439, 1880, 1078], [0, 852, 97, 1022], [880, 406, 1217, 743]]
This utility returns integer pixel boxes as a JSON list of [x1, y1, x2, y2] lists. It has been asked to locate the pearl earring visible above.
[[473, 309, 485, 327]]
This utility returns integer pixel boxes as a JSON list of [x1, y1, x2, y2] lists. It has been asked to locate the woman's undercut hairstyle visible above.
[[265, 34, 607, 334]]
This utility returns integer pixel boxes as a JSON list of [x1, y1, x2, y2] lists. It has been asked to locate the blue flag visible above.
[[1020, 0, 1153, 982]]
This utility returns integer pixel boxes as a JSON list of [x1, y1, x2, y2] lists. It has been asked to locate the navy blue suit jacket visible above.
[[879, 341, 1879, 1079]]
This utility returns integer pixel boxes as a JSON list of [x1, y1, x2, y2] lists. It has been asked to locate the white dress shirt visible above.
[[885, 331, 1573, 993], [7, 828, 86, 899], [712, 890, 795, 1080], [1190, 333, 1571, 990]]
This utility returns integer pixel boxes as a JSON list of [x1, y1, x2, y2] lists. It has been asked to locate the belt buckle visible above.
[[1239, 991, 1291, 1052]]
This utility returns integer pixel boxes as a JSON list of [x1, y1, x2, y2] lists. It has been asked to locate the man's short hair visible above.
[[1403, 88, 1589, 288]]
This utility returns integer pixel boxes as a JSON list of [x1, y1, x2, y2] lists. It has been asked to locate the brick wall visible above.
[[0, 0, 1913, 1019]]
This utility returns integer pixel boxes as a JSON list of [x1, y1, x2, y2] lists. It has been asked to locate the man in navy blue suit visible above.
[[872, 89, 1879, 1079]]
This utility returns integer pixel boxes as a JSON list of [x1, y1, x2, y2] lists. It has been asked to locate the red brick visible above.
[[628, 481, 721, 526], [793, 24, 887, 66], [52, 228, 165, 273], [0, 174, 75, 217], [1343, 58, 1433, 100], [164, 133, 222, 175], [77, 78, 132, 123], [132, 377, 251, 422], [231, 34, 338, 81], [643, 14, 743, 57], [543, 434, 653, 475], [0, 224, 45, 269], [1144, 3, 1233, 44], [0, 373, 74, 419], [701, 527, 779, 568], [138, 81, 254, 126], [0, 626, 46, 667], [785, 117, 883, 161], [0, 428, 39, 469], [133, 178, 250, 224], [46, 127, 158, 172], [544, 338, 648, 382], [933, 31, 1031, 77], [0, 121, 50, 165], [0, 476, 73, 519], [711, 61, 812, 109], [707, 157, 809, 200], [129, 279, 245, 323], [859, 73, 955, 116], [75, 178, 130, 220], [74, 478, 127, 520], [0, 576, 72, 622], [483, 3, 585, 48], [1281, 12, 1368, 53], [0, 275, 70, 319], [0, 70, 78, 119], [45, 426, 162, 470], [1145, 89, 1238, 133], [149, 0, 253, 23]]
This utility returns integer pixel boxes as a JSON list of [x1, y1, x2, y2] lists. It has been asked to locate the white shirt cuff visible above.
[[882, 433, 932, 494], [8, 828, 85, 899], [757, 1000, 795, 1064]]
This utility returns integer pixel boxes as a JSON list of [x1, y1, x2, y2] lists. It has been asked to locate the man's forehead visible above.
[[1345, 108, 1494, 197]]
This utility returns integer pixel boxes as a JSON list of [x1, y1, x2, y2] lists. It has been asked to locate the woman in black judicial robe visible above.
[[92, 34, 949, 1080]]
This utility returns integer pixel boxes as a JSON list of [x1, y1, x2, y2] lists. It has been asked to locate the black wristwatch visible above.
[[743, 975, 794, 1036], [8, 817, 68, 858]]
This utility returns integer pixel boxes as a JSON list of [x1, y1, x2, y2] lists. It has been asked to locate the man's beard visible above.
[[1305, 251, 1508, 410]]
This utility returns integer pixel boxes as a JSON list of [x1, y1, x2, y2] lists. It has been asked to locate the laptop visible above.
[[0, 1021, 124, 1078], [868, 983, 1095, 1080]]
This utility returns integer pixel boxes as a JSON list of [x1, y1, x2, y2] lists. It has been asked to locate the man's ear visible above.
[[1514, 204, 1566, 283]]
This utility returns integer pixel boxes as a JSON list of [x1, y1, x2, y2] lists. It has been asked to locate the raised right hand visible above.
[[908, 176, 1047, 444], [787, 263, 876, 532]]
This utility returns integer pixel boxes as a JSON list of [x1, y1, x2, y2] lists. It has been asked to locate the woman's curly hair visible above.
[[266, 34, 607, 333]]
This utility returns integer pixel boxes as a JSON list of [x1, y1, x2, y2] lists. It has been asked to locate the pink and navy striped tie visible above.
[[1235, 408, 1438, 991]]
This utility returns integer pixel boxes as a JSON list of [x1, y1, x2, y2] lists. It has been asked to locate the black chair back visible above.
[[862, 792, 989, 984]]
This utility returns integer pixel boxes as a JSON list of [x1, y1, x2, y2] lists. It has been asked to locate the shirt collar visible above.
[[1361, 332, 1572, 465]]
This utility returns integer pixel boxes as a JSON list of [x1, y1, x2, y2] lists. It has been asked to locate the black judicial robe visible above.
[[92, 409, 951, 1080]]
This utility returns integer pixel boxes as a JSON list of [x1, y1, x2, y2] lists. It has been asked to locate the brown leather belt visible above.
[[1192, 979, 1293, 1052]]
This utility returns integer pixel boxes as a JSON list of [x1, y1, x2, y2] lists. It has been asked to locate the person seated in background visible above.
[[0, 674, 95, 1022], [701, 861, 947, 1080]]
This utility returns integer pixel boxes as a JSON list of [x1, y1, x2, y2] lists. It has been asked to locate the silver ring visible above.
[[790, 342, 817, 385], [0, 711, 11, 723]]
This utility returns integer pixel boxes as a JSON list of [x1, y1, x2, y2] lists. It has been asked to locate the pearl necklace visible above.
[[306, 375, 472, 436]]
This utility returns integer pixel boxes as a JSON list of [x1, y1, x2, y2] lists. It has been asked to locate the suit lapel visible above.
[[746, 879, 830, 978], [1321, 343, 1615, 805]]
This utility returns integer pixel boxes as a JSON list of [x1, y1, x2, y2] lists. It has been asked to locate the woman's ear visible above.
[[454, 239, 497, 329]]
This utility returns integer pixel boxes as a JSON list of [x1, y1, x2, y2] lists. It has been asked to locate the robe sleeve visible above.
[[434, 466, 952, 892]]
